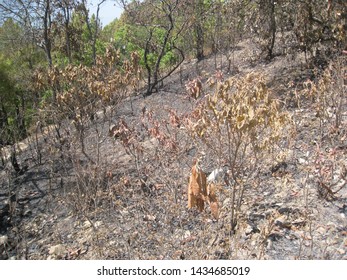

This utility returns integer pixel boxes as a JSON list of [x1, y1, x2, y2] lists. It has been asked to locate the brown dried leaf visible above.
[[188, 160, 207, 212], [207, 183, 219, 219], [188, 161, 220, 219]]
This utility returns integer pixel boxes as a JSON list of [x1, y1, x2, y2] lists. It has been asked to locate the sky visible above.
[[89, 0, 124, 27]]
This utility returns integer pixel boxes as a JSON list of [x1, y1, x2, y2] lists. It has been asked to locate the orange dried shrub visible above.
[[207, 183, 219, 220], [188, 160, 207, 212], [186, 78, 202, 99], [188, 161, 219, 219]]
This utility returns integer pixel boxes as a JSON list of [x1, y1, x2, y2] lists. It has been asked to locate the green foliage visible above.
[[0, 18, 47, 143], [0, 59, 13, 97], [0, 57, 24, 143], [110, 6, 183, 70]]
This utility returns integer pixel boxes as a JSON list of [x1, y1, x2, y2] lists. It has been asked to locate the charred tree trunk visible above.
[[195, 23, 204, 61], [43, 0, 53, 67], [267, 0, 276, 60], [194, 0, 205, 61], [10, 147, 21, 174], [62, 2, 72, 64], [259, 0, 276, 60]]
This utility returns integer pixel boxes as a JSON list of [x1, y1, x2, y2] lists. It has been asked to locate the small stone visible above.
[[316, 226, 326, 235], [289, 233, 299, 240], [275, 215, 286, 225], [275, 216, 292, 229], [292, 218, 306, 227], [83, 220, 92, 228], [94, 221, 103, 228], [222, 198, 230, 207], [266, 239, 273, 249], [0, 235, 8, 245], [245, 224, 254, 235], [172, 250, 184, 259], [337, 249, 345, 255], [268, 230, 283, 241], [143, 215, 156, 221], [184, 230, 191, 239], [23, 209, 32, 217], [48, 244, 66, 256]]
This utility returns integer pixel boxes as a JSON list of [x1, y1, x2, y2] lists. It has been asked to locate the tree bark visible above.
[[195, 22, 204, 61], [267, 0, 276, 60], [194, 0, 204, 61], [43, 0, 53, 67]]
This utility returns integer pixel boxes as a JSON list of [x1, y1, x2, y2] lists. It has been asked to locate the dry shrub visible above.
[[185, 78, 203, 99], [35, 47, 140, 128], [31, 48, 141, 223], [33, 47, 141, 161], [186, 72, 291, 231], [188, 159, 219, 219], [206, 182, 219, 220], [54, 48, 139, 121], [301, 58, 346, 142], [313, 143, 347, 201], [294, 57, 347, 201], [188, 159, 207, 212]]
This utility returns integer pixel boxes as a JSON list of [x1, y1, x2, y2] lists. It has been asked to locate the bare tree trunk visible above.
[[82, 0, 105, 65], [260, 0, 276, 60], [61, 2, 72, 63], [43, 0, 53, 67], [195, 22, 204, 61], [10, 147, 21, 174], [267, 0, 276, 60], [193, 0, 205, 61]]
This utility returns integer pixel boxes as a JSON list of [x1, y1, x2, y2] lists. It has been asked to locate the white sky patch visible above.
[[89, 0, 123, 27]]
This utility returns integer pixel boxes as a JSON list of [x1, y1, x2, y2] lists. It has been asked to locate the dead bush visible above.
[[185, 72, 292, 231]]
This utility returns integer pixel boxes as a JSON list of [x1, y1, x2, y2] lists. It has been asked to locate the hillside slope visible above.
[[1, 38, 346, 260]]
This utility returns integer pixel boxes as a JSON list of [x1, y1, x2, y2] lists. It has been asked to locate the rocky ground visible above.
[[1, 38, 346, 260]]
